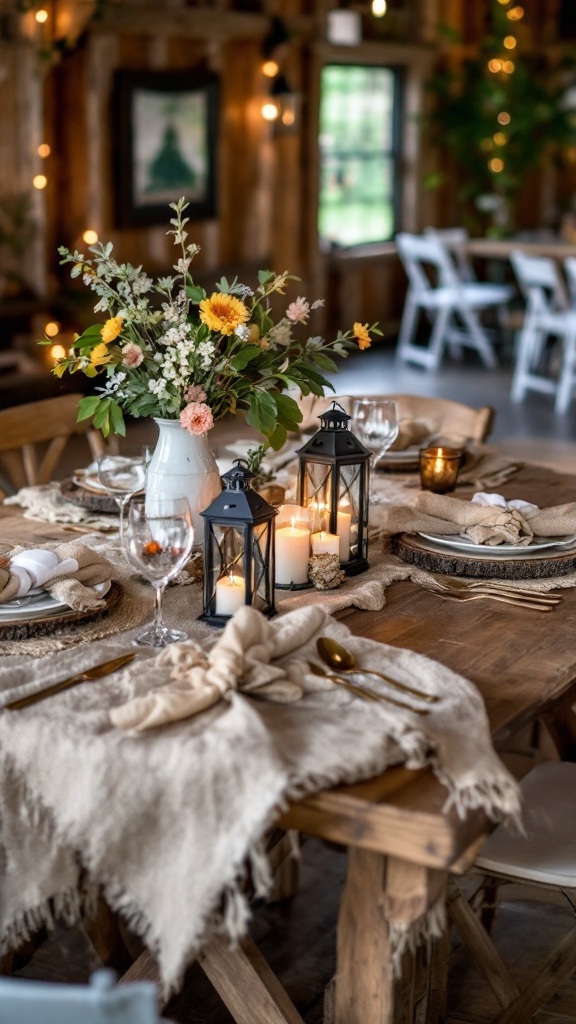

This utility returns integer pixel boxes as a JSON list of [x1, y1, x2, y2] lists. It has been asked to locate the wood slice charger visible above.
[[60, 478, 119, 515], [392, 534, 576, 580], [0, 581, 122, 641]]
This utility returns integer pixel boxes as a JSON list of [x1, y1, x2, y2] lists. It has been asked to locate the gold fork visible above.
[[435, 591, 554, 612], [432, 577, 561, 603]]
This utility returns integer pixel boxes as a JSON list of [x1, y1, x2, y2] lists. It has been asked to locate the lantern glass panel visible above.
[[338, 463, 366, 560], [209, 524, 246, 590], [251, 522, 272, 611], [301, 462, 332, 511]]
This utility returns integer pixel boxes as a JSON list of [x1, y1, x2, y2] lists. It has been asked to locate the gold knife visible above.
[[3, 653, 137, 711]]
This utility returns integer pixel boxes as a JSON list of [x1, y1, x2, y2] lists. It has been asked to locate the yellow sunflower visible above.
[[199, 293, 250, 336], [90, 342, 112, 366], [353, 322, 372, 351], [101, 316, 124, 343]]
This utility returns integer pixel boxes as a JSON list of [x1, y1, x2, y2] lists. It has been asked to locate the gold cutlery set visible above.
[[429, 577, 561, 612]]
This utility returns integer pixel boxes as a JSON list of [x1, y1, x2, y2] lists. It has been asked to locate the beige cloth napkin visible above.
[[0, 540, 115, 610], [380, 491, 576, 547], [110, 604, 326, 731]]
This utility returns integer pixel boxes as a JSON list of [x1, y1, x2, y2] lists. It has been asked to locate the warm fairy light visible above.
[[44, 321, 60, 337], [489, 158, 504, 173], [493, 132, 508, 145], [498, 111, 511, 125], [503, 35, 517, 49], [502, 60, 515, 74], [262, 101, 279, 121], [488, 59, 502, 73], [33, 174, 47, 189], [281, 109, 295, 126], [372, 0, 388, 16], [37, 143, 50, 158], [49, 344, 66, 362], [35, 8, 48, 23], [507, 5, 524, 19], [262, 60, 279, 78], [82, 229, 99, 245], [497, 0, 510, 5]]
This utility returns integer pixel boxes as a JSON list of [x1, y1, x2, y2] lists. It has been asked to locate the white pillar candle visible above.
[[215, 574, 246, 616], [275, 524, 310, 585], [311, 530, 340, 556], [337, 510, 351, 561]]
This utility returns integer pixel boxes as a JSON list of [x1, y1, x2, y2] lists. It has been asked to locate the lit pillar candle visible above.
[[311, 530, 340, 555], [337, 510, 351, 561], [275, 520, 311, 585], [215, 574, 246, 616]]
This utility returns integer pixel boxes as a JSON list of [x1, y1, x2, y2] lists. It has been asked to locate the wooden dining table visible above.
[[1, 462, 576, 1024]]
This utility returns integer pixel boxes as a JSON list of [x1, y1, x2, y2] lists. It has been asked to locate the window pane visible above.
[[318, 65, 399, 247]]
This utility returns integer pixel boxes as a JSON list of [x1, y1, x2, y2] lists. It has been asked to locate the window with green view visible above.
[[318, 64, 401, 248]]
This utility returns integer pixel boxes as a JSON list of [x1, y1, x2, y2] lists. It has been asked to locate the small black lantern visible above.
[[296, 402, 370, 576], [199, 461, 277, 626]]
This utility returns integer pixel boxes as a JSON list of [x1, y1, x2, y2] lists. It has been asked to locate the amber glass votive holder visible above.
[[419, 446, 463, 494]]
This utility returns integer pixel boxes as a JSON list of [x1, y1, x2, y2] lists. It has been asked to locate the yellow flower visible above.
[[353, 322, 372, 351], [101, 316, 124, 343], [90, 342, 112, 366], [247, 323, 260, 345], [199, 293, 250, 336]]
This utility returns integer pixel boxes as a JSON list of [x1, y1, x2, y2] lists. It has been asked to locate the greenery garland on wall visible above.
[[424, 0, 576, 236]]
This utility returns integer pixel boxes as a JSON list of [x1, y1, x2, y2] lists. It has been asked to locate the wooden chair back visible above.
[[0, 394, 106, 498]]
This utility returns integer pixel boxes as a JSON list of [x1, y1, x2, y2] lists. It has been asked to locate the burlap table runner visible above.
[[0, 604, 521, 996]]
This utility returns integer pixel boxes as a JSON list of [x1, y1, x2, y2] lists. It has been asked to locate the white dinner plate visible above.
[[0, 581, 111, 621], [417, 531, 576, 556]]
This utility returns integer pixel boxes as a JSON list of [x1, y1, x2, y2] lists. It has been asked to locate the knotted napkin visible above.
[[0, 541, 115, 610], [110, 605, 325, 731], [380, 491, 576, 546]]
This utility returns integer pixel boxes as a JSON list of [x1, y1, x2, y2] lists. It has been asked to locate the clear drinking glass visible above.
[[352, 398, 399, 504], [125, 497, 194, 648], [97, 454, 147, 547]]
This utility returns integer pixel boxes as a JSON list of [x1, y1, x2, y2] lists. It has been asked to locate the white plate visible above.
[[0, 581, 111, 621], [379, 447, 420, 462], [71, 474, 109, 494], [417, 532, 576, 556]]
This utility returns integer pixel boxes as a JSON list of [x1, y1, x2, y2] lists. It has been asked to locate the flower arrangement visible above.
[[48, 198, 379, 448]]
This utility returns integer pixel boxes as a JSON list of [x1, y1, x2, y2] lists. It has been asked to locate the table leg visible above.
[[334, 849, 447, 1024]]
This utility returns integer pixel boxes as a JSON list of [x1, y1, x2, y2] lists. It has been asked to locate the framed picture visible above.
[[113, 69, 219, 228]]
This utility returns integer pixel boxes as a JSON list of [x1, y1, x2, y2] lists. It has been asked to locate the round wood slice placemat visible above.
[[60, 479, 119, 514], [392, 534, 576, 579], [0, 581, 122, 640]]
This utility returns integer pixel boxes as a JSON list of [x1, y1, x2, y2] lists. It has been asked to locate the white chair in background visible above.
[[510, 250, 576, 414], [563, 255, 576, 307], [424, 226, 477, 282], [395, 232, 513, 371], [0, 969, 172, 1024], [448, 761, 576, 1022]]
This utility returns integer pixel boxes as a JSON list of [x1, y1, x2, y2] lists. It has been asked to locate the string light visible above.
[[82, 229, 99, 245], [502, 60, 515, 74], [49, 344, 66, 362], [489, 158, 504, 172], [503, 36, 517, 49], [44, 321, 60, 337], [372, 0, 387, 15], [262, 60, 279, 78], [33, 174, 47, 189], [507, 5, 524, 19], [498, 111, 511, 125], [37, 143, 50, 158], [493, 132, 508, 145], [488, 59, 502, 73], [261, 101, 279, 122], [35, 8, 48, 23]]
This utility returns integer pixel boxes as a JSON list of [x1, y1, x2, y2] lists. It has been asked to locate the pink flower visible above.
[[286, 297, 310, 323], [121, 342, 144, 368], [179, 401, 214, 436], [184, 384, 207, 403]]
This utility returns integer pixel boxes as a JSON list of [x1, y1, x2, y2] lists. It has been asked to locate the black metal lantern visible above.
[[296, 401, 370, 576], [199, 461, 278, 626]]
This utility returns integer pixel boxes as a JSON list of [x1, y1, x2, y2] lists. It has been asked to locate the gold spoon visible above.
[[316, 637, 440, 704], [308, 662, 429, 716]]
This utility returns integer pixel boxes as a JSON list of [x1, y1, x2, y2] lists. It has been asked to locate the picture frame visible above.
[[113, 69, 219, 228]]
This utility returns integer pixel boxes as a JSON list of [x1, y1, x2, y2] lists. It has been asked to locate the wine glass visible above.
[[125, 497, 194, 647], [97, 453, 147, 548], [352, 398, 399, 504]]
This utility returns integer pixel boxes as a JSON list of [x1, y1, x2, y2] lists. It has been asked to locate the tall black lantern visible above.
[[296, 402, 370, 576], [199, 462, 277, 626]]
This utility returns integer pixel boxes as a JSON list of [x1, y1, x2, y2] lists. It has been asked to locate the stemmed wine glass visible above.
[[125, 497, 194, 648], [97, 453, 147, 548], [352, 398, 399, 504]]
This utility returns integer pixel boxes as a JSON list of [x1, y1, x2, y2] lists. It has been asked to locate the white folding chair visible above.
[[395, 232, 512, 371], [510, 250, 576, 414], [563, 255, 576, 307], [448, 762, 576, 1022], [0, 968, 172, 1024], [424, 226, 477, 282]]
